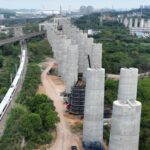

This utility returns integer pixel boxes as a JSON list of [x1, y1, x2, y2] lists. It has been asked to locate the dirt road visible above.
[[41, 59, 83, 150]]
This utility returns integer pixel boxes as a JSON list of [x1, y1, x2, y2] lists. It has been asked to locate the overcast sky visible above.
[[0, 0, 149, 10]]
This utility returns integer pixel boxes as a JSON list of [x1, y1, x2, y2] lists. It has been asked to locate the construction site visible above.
[[39, 17, 142, 150]]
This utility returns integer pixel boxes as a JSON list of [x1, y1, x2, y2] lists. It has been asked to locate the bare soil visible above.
[[39, 59, 83, 150]]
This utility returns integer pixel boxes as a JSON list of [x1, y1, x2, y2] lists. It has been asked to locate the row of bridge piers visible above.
[[118, 17, 150, 37], [118, 17, 150, 28]]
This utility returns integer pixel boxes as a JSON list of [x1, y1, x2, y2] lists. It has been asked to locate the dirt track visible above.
[[40, 59, 83, 150]]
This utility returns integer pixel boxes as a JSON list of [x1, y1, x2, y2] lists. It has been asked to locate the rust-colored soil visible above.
[[39, 59, 83, 150]]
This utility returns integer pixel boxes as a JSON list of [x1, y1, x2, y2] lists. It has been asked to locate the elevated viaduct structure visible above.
[[0, 31, 46, 47], [40, 17, 142, 150], [118, 17, 150, 37]]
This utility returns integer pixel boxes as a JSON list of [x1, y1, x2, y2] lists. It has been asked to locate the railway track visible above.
[[0, 41, 28, 136], [0, 31, 45, 47]]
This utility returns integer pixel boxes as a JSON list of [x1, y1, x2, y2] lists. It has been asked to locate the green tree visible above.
[[26, 94, 50, 112], [36, 97, 59, 130], [0, 56, 4, 68], [18, 113, 42, 139]]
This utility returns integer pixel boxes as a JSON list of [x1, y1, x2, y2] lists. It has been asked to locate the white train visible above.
[[0, 49, 26, 121]]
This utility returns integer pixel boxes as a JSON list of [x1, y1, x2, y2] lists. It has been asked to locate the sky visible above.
[[0, 0, 150, 10]]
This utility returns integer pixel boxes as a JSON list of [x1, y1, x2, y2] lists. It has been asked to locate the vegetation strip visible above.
[[0, 38, 58, 150]]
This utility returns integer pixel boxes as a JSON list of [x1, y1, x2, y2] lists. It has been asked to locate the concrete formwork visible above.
[[83, 68, 105, 144], [109, 68, 142, 150]]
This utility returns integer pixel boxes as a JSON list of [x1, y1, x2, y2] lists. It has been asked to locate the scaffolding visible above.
[[69, 81, 85, 115]]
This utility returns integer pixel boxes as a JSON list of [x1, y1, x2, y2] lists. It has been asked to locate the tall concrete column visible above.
[[134, 18, 138, 28], [61, 38, 72, 80], [140, 19, 144, 28], [109, 68, 142, 150], [91, 43, 102, 68], [129, 18, 133, 28], [83, 37, 93, 79], [56, 36, 69, 76], [120, 18, 123, 23], [123, 18, 129, 28], [147, 19, 150, 28], [46, 24, 58, 47], [39, 24, 42, 32], [77, 32, 86, 73], [65, 44, 79, 93], [14, 26, 23, 37], [83, 68, 105, 146]]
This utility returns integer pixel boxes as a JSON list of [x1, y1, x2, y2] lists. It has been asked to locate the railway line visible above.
[[0, 40, 28, 136], [0, 31, 46, 47], [0, 31, 46, 136]]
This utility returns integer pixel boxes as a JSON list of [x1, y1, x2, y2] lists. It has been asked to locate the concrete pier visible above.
[[109, 68, 142, 150], [83, 68, 105, 144]]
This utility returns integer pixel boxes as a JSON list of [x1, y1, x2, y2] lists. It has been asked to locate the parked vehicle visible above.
[[71, 146, 78, 150]]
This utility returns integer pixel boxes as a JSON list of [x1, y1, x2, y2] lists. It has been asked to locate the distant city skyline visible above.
[[0, 0, 149, 10]]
